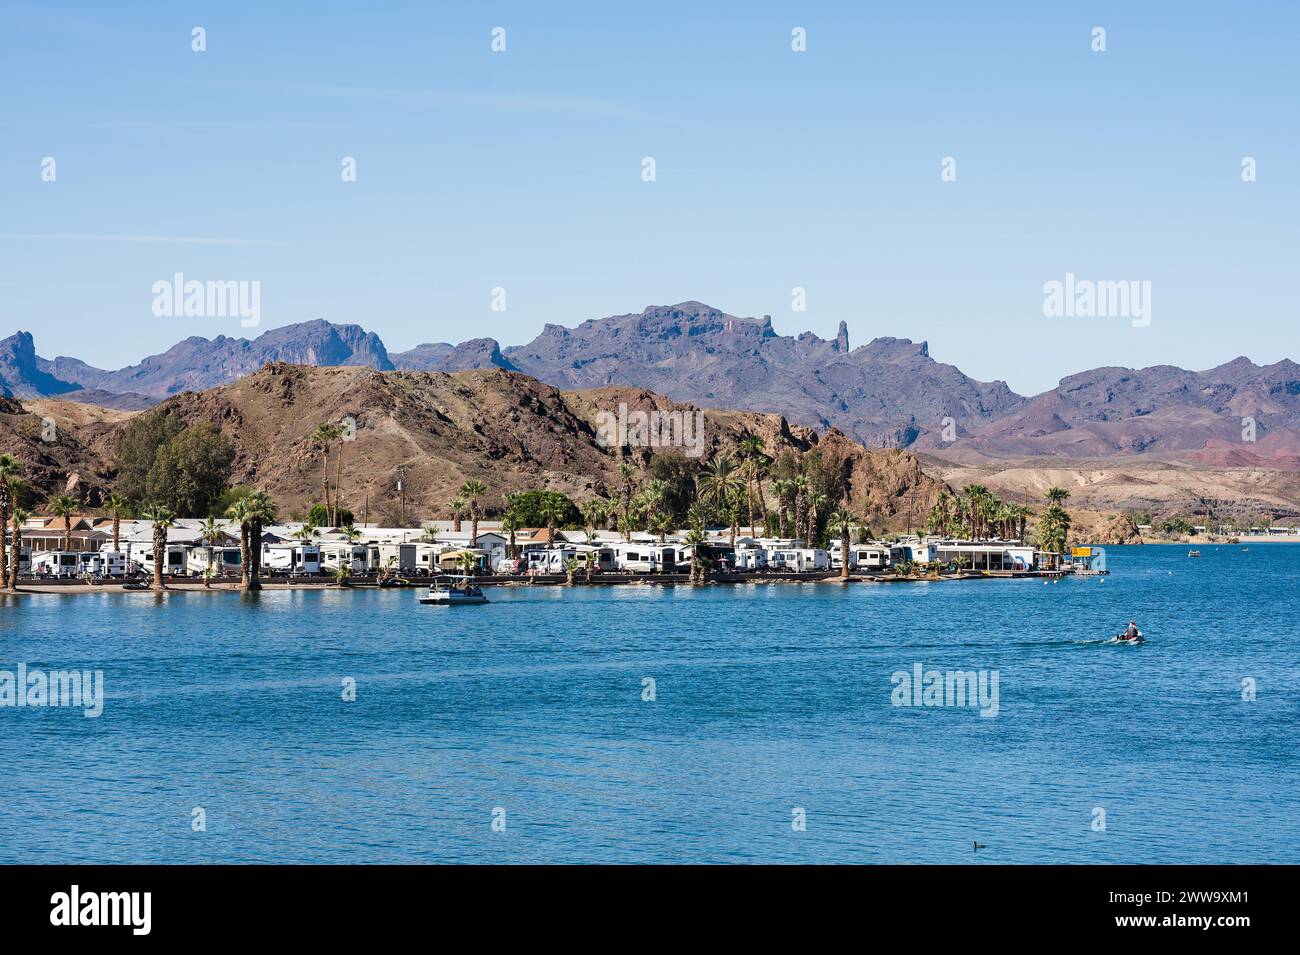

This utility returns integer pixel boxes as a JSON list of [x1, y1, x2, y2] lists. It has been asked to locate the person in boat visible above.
[[1121, 620, 1140, 641]]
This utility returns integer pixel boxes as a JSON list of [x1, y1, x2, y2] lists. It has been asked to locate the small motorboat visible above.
[[1187, 549, 1201, 557], [1113, 629, 1145, 644], [419, 575, 489, 606]]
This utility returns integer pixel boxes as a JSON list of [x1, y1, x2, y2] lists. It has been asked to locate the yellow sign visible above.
[[1071, 547, 1092, 557]]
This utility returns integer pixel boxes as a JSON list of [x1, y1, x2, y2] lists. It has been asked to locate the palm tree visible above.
[[805, 491, 827, 549], [828, 508, 858, 580], [456, 551, 478, 576], [0, 454, 20, 590], [8, 505, 29, 590], [1046, 486, 1071, 505], [683, 528, 707, 585], [201, 516, 224, 583], [244, 491, 278, 590], [648, 511, 673, 544], [447, 496, 467, 533], [791, 475, 810, 545], [312, 423, 341, 522], [333, 564, 351, 588], [738, 435, 767, 536], [342, 523, 362, 543], [47, 494, 79, 551], [226, 497, 255, 589], [292, 523, 318, 541], [140, 503, 176, 591], [105, 493, 129, 553], [459, 479, 488, 547], [771, 479, 792, 538], [540, 495, 568, 546], [639, 479, 669, 535], [699, 455, 744, 546], [618, 462, 638, 542], [564, 557, 579, 587]]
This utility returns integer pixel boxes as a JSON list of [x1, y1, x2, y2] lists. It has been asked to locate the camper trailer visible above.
[[319, 543, 370, 574], [187, 546, 243, 578], [31, 551, 84, 578], [375, 543, 417, 574], [263, 543, 322, 575], [86, 550, 131, 578], [830, 542, 890, 572], [613, 543, 678, 574], [765, 548, 829, 572], [136, 544, 190, 578]]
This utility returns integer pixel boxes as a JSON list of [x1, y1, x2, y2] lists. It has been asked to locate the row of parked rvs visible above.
[[489, 541, 898, 575]]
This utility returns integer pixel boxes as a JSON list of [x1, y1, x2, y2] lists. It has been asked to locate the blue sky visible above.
[[1, 1, 1296, 395]]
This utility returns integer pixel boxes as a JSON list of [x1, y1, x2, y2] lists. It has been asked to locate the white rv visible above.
[[830, 542, 890, 571], [31, 551, 83, 578], [187, 546, 243, 577], [87, 550, 131, 577], [263, 543, 321, 575], [375, 543, 417, 573], [613, 543, 678, 574], [765, 548, 829, 572], [137, 544, 190, 578], [319, 543, 370, 574]]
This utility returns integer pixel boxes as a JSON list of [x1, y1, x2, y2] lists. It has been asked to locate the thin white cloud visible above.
[[0, 233, 276, 246], [200, 79, 644, 120]]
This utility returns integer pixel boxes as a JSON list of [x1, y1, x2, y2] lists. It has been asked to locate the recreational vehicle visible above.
[[765, 548, 829, 572], [30, 551, 85, 578], [187, 546, 243, 577], [319, 543, 370, 574], [613, 543, 678, 574], [136, 544, 189, 578], [262, 543, 322, 575], [830, 543, 891, 571]]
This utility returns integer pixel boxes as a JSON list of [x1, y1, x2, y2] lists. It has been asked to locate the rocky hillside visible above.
[[9, 364, 944, 528], [0, 396, 126, 506]]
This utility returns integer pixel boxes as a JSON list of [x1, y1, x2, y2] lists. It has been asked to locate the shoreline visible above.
[[1, 568, 1070, 596]]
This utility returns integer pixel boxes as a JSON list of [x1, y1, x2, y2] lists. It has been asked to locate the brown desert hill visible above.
[[101, 363, 947, 528], [0, 396, 121, 505]]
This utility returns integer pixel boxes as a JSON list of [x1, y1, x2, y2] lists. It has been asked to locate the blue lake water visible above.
[[1, 544, 1296, 864]]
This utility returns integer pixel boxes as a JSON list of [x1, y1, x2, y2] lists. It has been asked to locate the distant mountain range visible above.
[[4, 302, 1298, 465]]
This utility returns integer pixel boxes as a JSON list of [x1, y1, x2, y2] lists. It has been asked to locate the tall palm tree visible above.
[[140, 503, 176, 591], [698, 455, 744, 547], [459, 479, 488, 547], [828, 508, 858, 580], [1045, 486, 1071, 505], [771, 478, 792, 538], [312, 423, 341, 522], [639, 479, 669, 535], [683, 528, 707, 585], [618, 462, 637, 542], [0, 455, 20, 590], [201, 516, 224, 582], [47, 494, 79, 551], [738, 435, 767, 536], [648, 511, 673, 544], [9, 505, 29, 591], [447, 496, 467, 533], [805, 491, 828, 549], [791, 475, 810, 545], [104, 493, 129, 553], [244, 491, 278, 590], [226, 497, 255, 590]]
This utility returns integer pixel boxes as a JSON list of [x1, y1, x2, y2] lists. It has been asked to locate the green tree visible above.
[[504, 491, 582, 529], [143, 422, 236, 517], [115, 410, 184, 502]]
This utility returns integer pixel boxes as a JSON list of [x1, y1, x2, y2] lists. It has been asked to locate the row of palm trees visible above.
[[926, 484, 1073, 553]]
